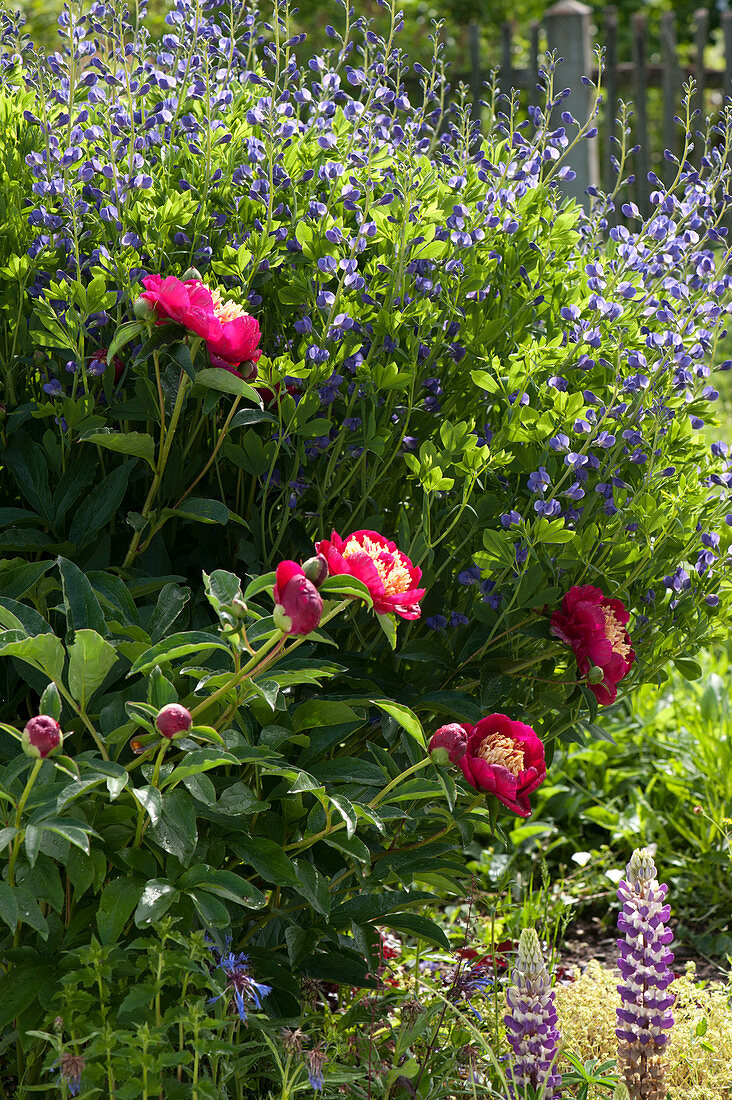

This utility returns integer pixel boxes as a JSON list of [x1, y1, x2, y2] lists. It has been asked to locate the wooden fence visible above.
[[453, 1, 732, 211]]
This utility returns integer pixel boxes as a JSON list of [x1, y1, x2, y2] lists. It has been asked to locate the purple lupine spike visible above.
[[615, 848, 676, 1100], [504, 929, 561, 1098]]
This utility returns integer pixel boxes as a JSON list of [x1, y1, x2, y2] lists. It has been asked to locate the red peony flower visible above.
[[457, 713, 546, 817], [273, 560, 323, 635], [138, 275, 262, 371], [314, 530, 426, 620], [550, 584, 635, 705]]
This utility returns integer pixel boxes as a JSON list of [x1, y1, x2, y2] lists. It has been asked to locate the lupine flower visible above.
[[453, 714, 545, 817], [315, 530, 425, 620], [22, 715, 62, 759], [551, 585, 635, 705], [428, 722, 468, 765], [273, 560, 323, 635], [155, 703, 192, 739], [616, 848, 675, 1100], [504, 929, 561, 1099]]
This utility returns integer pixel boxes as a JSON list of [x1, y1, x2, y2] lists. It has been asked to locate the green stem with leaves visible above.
[[124, 371, 191, 569]]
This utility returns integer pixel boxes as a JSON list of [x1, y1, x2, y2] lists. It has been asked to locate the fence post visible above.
[[468, 22, 483, 124], [545, 0, 599, 208]]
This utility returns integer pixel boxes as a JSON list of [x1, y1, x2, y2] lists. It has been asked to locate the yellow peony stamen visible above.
[[210, 286, 250, 324], [476, 733, 525, 776], [342, 535, 413, 596], [602, 606, 631, 659]]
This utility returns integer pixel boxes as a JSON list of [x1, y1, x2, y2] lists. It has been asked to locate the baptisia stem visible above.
[[123, 369, 191, 569]]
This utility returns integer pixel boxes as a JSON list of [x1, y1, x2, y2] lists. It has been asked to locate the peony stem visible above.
[[123, 370, 191, 570], [7, 758, 43, 888], [174, 394, 241, 510]]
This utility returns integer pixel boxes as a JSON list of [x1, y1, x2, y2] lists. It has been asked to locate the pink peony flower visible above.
[[550, 584, 635, 705], [314, 530, 425, 620], [138, 275, 262, 371], [273, 561, 323, 635], [457, 714, 546, 817]]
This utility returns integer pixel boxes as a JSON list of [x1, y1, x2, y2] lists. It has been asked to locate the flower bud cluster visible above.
[[615, 848, 676, 1100]]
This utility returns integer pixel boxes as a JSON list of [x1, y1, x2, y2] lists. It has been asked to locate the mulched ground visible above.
[[561, 913, 731, 985]]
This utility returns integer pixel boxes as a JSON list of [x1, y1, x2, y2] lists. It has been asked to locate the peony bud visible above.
[[428, 723, 468, 765], [22, 715, 62, 759], [156, 703, 193, 739], [133, 296, 156, 321], [230, 596, 248, 619], [301, 553, 329, 588], [273, 561, 323, 636], [181, 266, 203, 283], [587, 664, 605, 684]]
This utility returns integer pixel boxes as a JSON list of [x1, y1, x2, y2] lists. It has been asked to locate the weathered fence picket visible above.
[[450, 5, 732, 210]]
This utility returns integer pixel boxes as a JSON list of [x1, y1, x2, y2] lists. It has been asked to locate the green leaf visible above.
[[188, 888, 230, 927], [134, 879, 178, 926], [57, 556, 108, 635], [80, 429, 156, 471], [0, 633, 65, 683], [132, 786, 162, 825], [67, 629, 117, 707], [292, 699, 363, 732], [68, 460, 135, 547], [376, 613, 397, 650], [107, 319, 146, 362], [130, 631, 230, 674], [293, 860, 330, 917], [13, 885, 48, 937], [147, 665, 178, 710], [242, 571, 276, 601], [371, 699, 426, 748], [178, 865, 266, 909], [163, 749, 240, 789], [0, 883, 18, 930], [96, 877, 143, 944], [147, 583, 191, 643], [382, 912, 451, 951], [318, 574, 374, 609], [0, 966, 49, 1029], [674, 658, 703, 681], [327, 793, 357, 838], [162, 497, 229, 525], [324, 833, 371, 865], [0, 559, 54, 600], [229, 408, 276, 429], [40, 682, 62, 721], [149, 789, 198, 864], [230, 837, 299, 886], [195, 367, 261, 405]]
